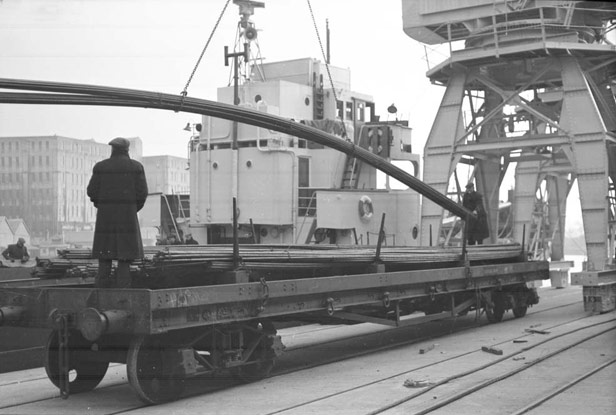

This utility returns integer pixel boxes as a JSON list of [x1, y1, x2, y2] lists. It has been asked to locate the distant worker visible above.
[[184, 234, 199, 245], [462, 182, 489, 245], [2, 238, 30, 263], [87, 137, 148, 288]]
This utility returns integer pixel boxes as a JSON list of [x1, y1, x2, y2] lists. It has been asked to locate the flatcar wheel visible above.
[[45, 330, 109, 394], [485, 293, 505, 323], [126, 335, 185, 404], [513, 305, 528, 318], [232, 321, 276, 383], [233, 356, 275, 383]]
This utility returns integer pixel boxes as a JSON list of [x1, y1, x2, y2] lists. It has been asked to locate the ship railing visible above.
[[298, 187, 318, 217]]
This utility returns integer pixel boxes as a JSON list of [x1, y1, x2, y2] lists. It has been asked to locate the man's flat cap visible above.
[[108, 137, 130, 149], [465, 182, 474, 189]]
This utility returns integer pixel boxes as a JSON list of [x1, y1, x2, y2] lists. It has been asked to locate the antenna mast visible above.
[[229, 0, 265, 87], [326, 19, 330, 64]]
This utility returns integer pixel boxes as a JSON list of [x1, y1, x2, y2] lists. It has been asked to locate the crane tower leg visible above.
[[420, 72, 467, 246]]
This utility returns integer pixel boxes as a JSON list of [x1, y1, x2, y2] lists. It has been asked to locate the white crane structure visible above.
[[402, 0, 616, 311]]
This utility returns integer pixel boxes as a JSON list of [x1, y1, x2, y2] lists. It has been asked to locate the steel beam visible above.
[[513, 158, 542, 249], [454, 134, 571, 154], [0, 78, 474, 221], [547, 174, 570, 261], [560, 57, 610, 270], [421, 72, 468, 245]]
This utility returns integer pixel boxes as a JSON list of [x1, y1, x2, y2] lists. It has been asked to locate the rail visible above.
[[421, 4, 616, 70]]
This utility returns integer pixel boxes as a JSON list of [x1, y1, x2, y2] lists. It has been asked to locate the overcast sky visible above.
[[0, 0, 446, 158]]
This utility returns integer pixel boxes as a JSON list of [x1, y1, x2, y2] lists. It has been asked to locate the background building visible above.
[[0, 135, 143, 238], [142, 155, 189, 194], [0, 216, 14, 250], [6, 218, 30, 243]]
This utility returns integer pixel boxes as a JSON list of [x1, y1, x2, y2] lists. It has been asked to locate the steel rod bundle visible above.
[[149, 244, 522, 270], [33, 244, 523, 279], [0, 78, 474, 219]]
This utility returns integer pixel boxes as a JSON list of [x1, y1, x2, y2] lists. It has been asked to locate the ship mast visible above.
[[225, 1, 265, 214], [227, 0, 264, 95]]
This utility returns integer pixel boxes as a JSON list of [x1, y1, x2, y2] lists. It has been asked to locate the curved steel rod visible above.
[[0, 78, 472, 219]]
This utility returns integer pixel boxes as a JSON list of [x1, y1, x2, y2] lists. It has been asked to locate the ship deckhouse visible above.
[[189, 56, 421, 246]]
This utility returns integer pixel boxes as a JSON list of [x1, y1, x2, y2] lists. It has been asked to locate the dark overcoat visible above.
[[2, 244, 29, 260], [87, 150, 148, 260], [463, 190, 490, 241]]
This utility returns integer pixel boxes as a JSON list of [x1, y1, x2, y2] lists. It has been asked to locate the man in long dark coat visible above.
[[462, 182, 490, 245], [87, 137, 148, 288]]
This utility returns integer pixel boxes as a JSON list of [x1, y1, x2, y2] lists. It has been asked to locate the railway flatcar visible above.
[[0, 241, 548, 404]]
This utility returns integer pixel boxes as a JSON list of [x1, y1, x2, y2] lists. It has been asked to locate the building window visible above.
[[357, 102, 367, 122], [336, 101, 344, 120], [345, 102, 353, 121]]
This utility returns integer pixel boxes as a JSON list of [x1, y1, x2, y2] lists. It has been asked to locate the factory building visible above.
[[0, 135, 152, 239]]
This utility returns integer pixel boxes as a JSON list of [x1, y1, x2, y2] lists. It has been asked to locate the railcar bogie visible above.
[[481, 284, 537, 323]]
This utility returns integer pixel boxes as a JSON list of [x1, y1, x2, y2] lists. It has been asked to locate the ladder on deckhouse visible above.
[[341, 157, 361, 189], [341, 126, 369, 189]]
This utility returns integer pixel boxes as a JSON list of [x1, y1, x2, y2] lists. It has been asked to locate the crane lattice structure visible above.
[[402, 0, 616, 311]]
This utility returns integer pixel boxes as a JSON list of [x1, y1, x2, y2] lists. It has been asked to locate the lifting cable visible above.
[[306, 0, 348, 139], [180, 0, 232, 100]]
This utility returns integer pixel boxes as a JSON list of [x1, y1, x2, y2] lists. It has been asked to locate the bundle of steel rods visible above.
[[33, 258, 96, 279], [32, 244, 522, 279], [34, 248, 155, 279], [149, 244, 522, 270], [0, 77, 474, 219]]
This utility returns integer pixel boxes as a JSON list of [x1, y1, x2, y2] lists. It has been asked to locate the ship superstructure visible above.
[[187, 2, 420, 246]]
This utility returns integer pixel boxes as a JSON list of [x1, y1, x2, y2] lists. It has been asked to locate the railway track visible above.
[[2, 286, 612, 414], [373, 319, 615, 415]]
